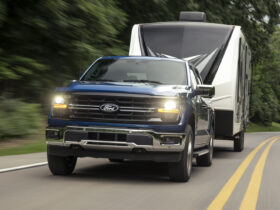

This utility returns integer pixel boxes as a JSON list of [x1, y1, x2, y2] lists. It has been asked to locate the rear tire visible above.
[[168, 125, 193, 182], [109, 158, 124, 163], [197, 128, 214, 166], [47, 154, 77, 175], [234, 131, 244, 152]]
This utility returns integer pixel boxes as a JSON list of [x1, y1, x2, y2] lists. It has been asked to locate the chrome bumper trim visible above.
[[47, 126, 186, 152]]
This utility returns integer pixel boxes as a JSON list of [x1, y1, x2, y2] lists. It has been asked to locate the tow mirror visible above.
[[195, 84, 215, 98]]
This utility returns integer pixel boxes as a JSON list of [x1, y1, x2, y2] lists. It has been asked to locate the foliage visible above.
[[0, 0, 127, 101], [117, 0, 198, 44], [246, 122, 280, 133], [250, 27, 280, 125], [0, 0, 279, 125], [0, 98, 42, 139], [118, 0, 280, 62], [0, 138, 46, 156], [118, 0, 280, 125]]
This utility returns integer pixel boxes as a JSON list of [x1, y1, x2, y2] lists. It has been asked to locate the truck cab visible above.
[[46, 56, 215, 182]]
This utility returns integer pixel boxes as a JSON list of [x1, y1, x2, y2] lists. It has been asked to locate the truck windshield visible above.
[[81, 59, 187, 85]]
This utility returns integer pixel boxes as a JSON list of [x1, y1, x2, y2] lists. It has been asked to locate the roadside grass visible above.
[[0, 137, 46, 156], [1, 121, 280, 156], [246, 122, 280, 133], [0, 120, 46, 156]]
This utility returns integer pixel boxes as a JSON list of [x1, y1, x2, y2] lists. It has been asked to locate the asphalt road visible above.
[[0, 132, 280, 210]]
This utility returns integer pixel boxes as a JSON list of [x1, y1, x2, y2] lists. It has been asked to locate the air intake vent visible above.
[[179, 11, 206, 22]]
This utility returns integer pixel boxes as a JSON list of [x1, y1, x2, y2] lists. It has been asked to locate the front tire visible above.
[[234, 130, 244, 152], [168, 125, 193, 182], [47, 154, 77, 175]]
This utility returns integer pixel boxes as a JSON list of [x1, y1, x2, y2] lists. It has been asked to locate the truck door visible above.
[[195, 69, 210, 144], [190, 68, 209, 146]]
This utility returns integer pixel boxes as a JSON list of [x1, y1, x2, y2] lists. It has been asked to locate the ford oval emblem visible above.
[[100, 103, 119, 113]]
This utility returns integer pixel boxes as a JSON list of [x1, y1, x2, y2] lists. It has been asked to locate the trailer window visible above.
[[142, 22, 233, 60], [141, 22, 233, 83]]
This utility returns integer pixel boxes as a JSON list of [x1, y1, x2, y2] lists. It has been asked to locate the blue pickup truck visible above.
[[46, 56, 215, 182]]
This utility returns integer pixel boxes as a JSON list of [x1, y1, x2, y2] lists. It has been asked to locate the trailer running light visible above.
[[53, 104, 67, 109]]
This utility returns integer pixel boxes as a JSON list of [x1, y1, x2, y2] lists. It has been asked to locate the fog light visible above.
[[162, 136, 181, 145], [46, 130, 60, 139]]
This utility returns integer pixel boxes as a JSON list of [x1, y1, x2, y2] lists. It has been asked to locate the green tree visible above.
[[118, 0, 280, 125], [0, 0, 127, 101]]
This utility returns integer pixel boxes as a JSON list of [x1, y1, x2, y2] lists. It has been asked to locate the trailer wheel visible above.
[[234, 131, 244, 152], [168, 125, 193, 182], [47, 154, 77, 175]]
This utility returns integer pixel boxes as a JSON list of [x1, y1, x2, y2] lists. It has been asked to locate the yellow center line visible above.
[[207, 136, 279, 210], [239, 138, 279, 210]]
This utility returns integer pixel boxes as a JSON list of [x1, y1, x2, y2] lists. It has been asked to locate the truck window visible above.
[[81, 59, 188, 85], [190, 70, 198, 88]]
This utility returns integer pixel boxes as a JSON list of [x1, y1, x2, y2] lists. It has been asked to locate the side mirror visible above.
[[195, 84, 215, 98]]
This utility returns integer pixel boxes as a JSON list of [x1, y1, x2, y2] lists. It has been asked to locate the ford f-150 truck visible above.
[[46, 56, 215, 182]]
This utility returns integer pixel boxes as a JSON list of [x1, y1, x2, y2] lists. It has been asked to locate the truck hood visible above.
[[56, 81, 188, 96]]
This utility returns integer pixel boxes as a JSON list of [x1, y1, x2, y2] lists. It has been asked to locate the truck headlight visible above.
[[53, 95, 67, 109], [54, 96, 65, 104], [52, 95, 68, 119], [158, 100, 179, 114]]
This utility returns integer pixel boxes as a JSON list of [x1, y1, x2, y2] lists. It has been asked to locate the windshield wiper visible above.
[[123, 79, 163, 84]]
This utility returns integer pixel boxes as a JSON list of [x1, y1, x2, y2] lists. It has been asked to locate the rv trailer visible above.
[[129, 12, 251, 152]]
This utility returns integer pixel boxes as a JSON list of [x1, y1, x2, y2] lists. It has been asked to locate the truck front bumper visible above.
[[46, 126, 186, 162]]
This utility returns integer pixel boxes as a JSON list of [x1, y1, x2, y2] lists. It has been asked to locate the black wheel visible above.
[[109, 158, 124, 163], [197, 128, 214, 167], [234, 130, 244, 152], [47, 154, 77, 175], [168, 125, 193, 182]]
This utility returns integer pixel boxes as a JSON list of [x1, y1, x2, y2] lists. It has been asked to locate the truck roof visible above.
[[100, 56, 186, 63]]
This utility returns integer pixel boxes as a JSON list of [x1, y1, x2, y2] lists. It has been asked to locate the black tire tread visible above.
[[234, 131, 244, 152], [47, 154, 77, 175], [168, 125, 193, 182]]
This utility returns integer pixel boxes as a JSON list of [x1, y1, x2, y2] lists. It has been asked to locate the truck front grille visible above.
[[66, 93, 178, 124]]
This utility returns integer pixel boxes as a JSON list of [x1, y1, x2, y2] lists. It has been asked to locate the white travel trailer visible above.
[[129, 12, 251, 152]]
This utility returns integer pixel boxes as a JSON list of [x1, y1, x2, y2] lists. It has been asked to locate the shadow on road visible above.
[[213, 146, 235, 159], [51, 158, 213, 183], [72, 161, 171, 183], [44, 144, 243, 183], [45, 159, 201, 183]]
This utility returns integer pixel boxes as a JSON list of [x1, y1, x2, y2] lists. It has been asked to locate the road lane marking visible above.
[[239, 138, 279, 210], [0, 162, 47, 173], [207, 136, 279, 210]]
